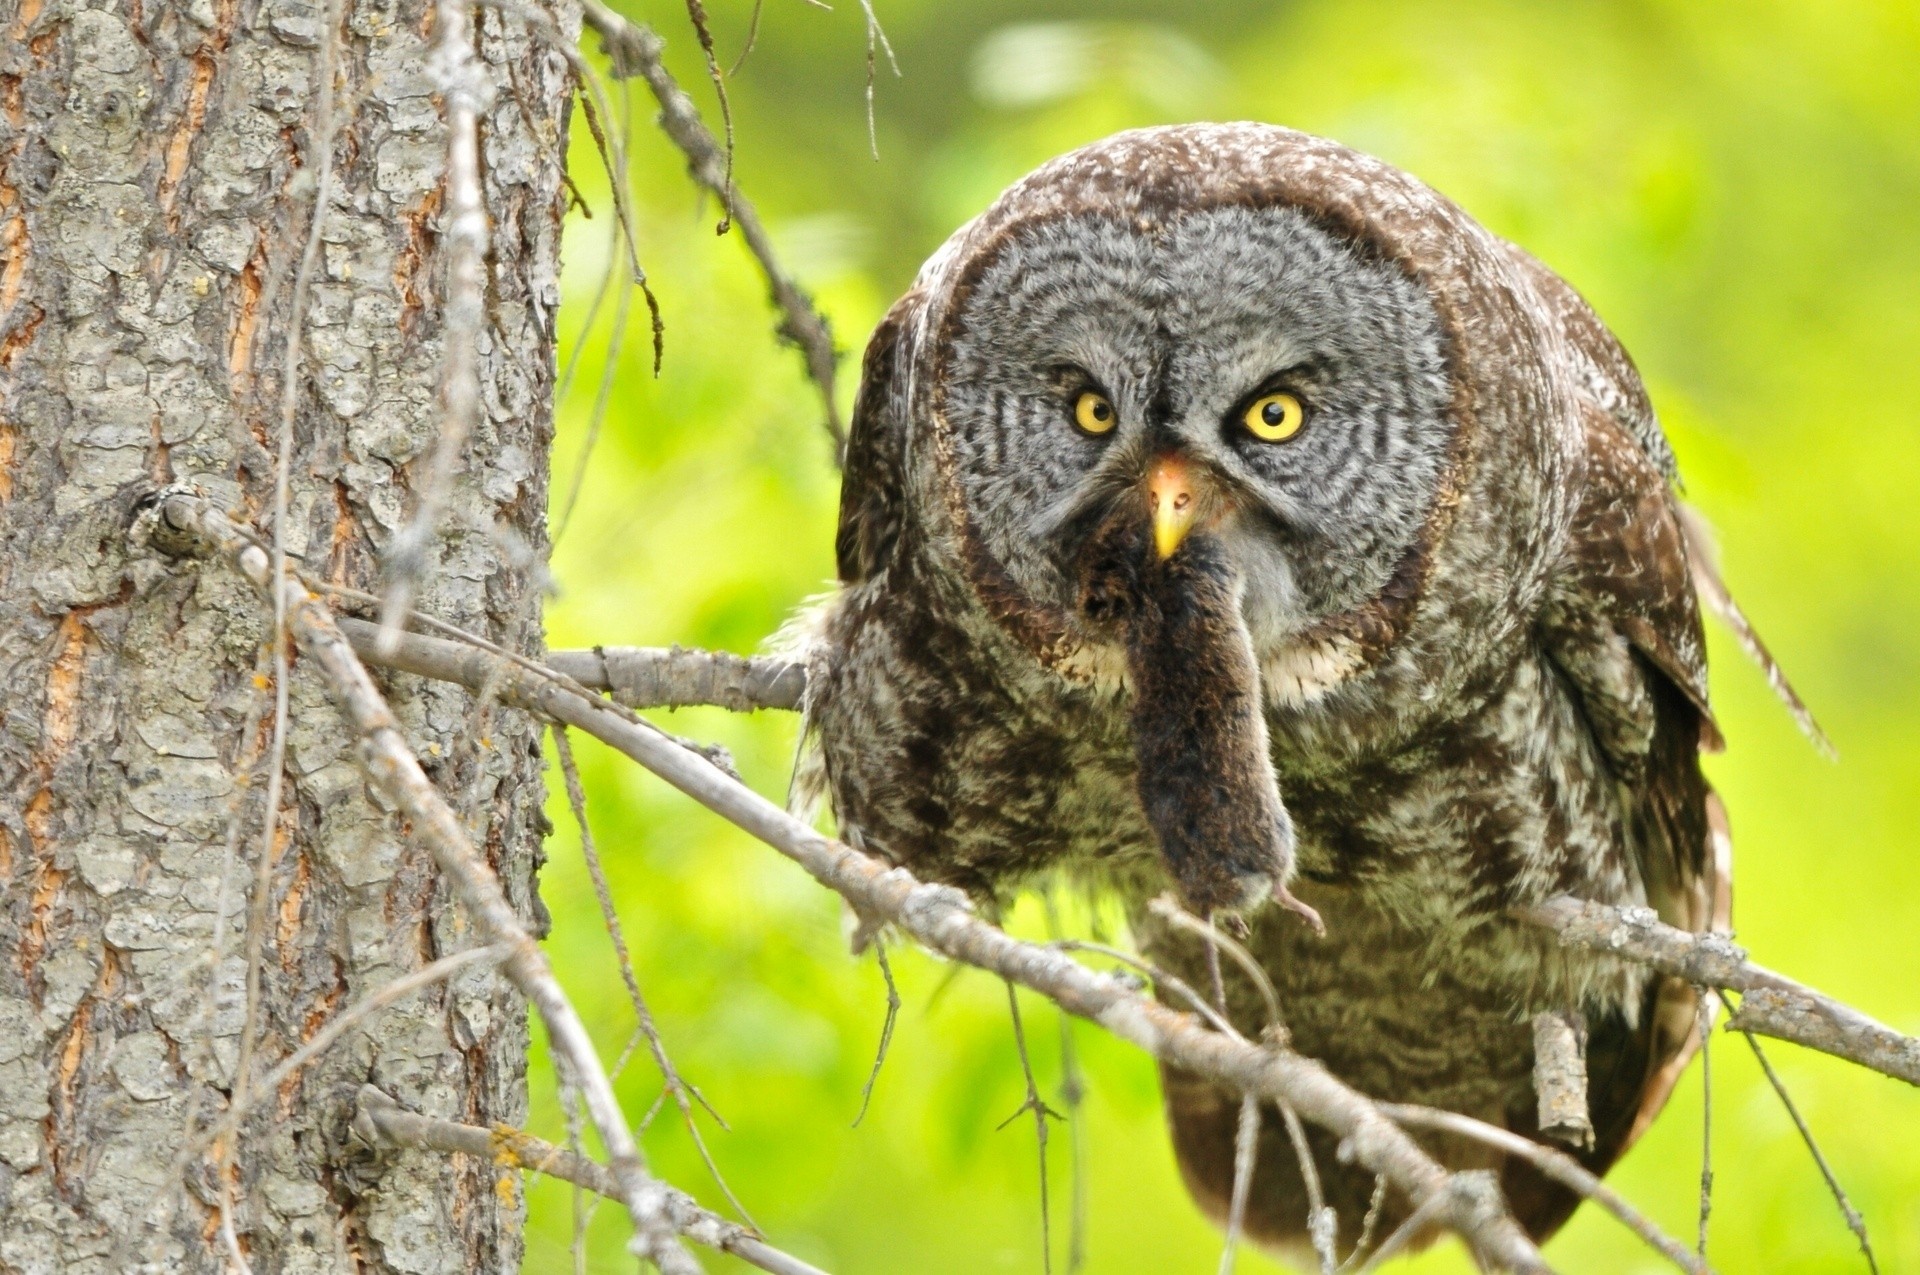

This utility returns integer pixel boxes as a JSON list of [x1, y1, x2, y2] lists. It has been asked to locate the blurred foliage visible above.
[[524, 1, 1920, 1270]]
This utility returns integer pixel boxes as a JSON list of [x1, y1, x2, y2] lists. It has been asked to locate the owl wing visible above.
[[1509, 241, 1829, 750], [835, 294, 920, 586], [1516, 303, 1733, 1236]]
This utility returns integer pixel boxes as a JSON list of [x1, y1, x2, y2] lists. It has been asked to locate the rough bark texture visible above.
[[0, 0, 570, 1268]]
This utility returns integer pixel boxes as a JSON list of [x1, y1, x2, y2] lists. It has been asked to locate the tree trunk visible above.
[[0, 0, 568, 1268]]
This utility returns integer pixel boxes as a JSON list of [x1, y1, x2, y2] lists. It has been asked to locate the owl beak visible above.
[[1147, 456, 1199, 560]]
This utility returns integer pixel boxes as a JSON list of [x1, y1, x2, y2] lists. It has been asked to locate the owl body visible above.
[[802, 125, 1725, 1257]]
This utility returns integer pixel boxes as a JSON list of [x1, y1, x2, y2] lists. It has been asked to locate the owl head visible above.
[[875, 125, 1577, 720]]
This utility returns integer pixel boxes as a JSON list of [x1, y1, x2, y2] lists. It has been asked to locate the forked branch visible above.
[[547, 642, 1919, 1090], [1515, 896, 1920, 1087], [140, 491, 700, 1275], [579, 0, 848, 460], [353, 1087, 829, 1275], [330, 615, 1552, 1269]]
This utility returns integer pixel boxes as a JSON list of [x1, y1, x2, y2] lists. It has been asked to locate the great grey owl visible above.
[[798, 123, 1765, 1261]]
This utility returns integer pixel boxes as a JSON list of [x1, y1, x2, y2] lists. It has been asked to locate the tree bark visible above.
[[0, 0, 569, 1268]]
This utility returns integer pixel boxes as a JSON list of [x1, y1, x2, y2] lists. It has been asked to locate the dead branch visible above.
[[352, 1087, 830, 1275], [1218, 1094, 1261, 1275], [541, 645, 1920, 1090], [1516, 897, 1920, 1086], [143, 492, 701, 1275], [1740, 1032, 1878, 1272], [850, 941, 900, 1127], [552, 723, 753, 1223], [1529, 1010, 1592, 1149], [333, 617, 1551, 1270], [549, 644, 806, 711], [579, 0, 848, 460], [1378, 1104, 1707, 1275], [1000, 981, 1060, 1274]]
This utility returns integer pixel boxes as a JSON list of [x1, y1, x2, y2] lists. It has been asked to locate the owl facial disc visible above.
[[936, 201, 1455, 674]]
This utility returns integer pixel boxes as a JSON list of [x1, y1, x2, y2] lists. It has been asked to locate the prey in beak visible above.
[[1074, 455, 1322, 933]]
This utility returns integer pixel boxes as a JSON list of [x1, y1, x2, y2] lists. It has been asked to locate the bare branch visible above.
[[1530, 1010, 1593, 1149], [1000, 980, 1059, 1274], [850, 941, 900, 1127], [1697, 997, 1714, 1261], [1279, 1101, 1337, 1275], [1040, 892, 1089, 1275], [218, 3, 349, 1252], [579, 2, 848, 460], [552, 723, 754, 1224], [1740, 1032, 1878, 1273], [145, 492, 700, 1275], [1517, 896, 1920, 1086], [1217, 1094, 1260, 1275], [250, 946, 512, 1118], [352, 1088, 832, 1275], [548, 644, 806, 712], [332, 616, 1550, 1271], [1378, 1104, 1707, 1275], [854, 0, 899, 161], [1337, 1176, 1389, 1273], [679, 0, 735, 232]]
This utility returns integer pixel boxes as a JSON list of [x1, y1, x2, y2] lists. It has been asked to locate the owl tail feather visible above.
[[1678, 502, 1835, 758]]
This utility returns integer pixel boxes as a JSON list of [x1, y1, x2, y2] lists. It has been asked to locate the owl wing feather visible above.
[[1516, 310, 1733, 1238], [835, 295, 917, 586], [1508, 240, 1829, 751]]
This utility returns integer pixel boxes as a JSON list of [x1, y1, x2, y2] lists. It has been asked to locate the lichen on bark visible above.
[[0, 0, 573, 1268]]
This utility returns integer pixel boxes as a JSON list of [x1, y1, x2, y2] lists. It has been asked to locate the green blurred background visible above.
[[524, 1, 1920, 1270]]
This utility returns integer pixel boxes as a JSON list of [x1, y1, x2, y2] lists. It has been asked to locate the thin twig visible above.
[[1378, 1104, 1708, 1275], [680, 0, 735, 232], [556, 214, 620, 405], [353, 1088, 831, 1275], [1217, 1094, 1260, 1275], [148, 494, 701, 1275], [218, 4, 346, 1251], [1149, 895, 1283, 1034], [1280, 1102, 1337, 1274], [1041, 892, 1089, 1275], [251, 946, 511, 1116], [553, 270, 631, 541], [1050, 940, 1239, 1040], [1337, 1176, 1390, 1273], [377, 0, 494, 652], [1000, 980, 1060, 1275], [554, 68, 639, 546], [1518, 897, 1920, 1086], [850, 941, 900, 1126], [321, 617, 1551, 1271], [854, 0, 898, 161], [470, 0, 664, 373], [1697, 996, 1713, 1260], [548, 644, 806, 712], [552, 724, 754, 1224], [153, 940, 512, 1246], [728, 0, 765, 74], [580, 2, 847, 460], [1741, 1030, 1878, 1273], [1352, 1184, 1451, 1274]]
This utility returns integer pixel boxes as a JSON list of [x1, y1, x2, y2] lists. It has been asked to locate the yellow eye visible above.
[[1073, 390, 1117, 436], [1242, 392, 1304, 442]]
